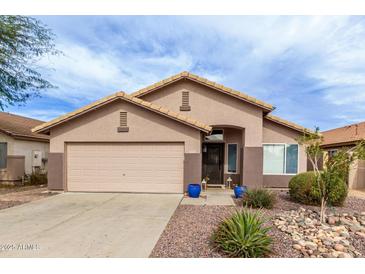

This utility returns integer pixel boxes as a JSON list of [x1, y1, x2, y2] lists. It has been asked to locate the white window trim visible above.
[[262, 143, 299, 176], [227, 143, 238, 174]]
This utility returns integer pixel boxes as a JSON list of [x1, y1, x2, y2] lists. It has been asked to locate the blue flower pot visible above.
[[234, 185, 247, 198], [188, 184, 201, 198]]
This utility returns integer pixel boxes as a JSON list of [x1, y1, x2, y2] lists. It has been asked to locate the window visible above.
[[263, 144, 298, 174], [180, 90, 191, 111], [205, 129, 224, 141], [327, 149, 337, 160], [227, 144, 237, 173], [0, 143, 7, 169], [117, 112, 129, 132], [286, 144, 298, 174]]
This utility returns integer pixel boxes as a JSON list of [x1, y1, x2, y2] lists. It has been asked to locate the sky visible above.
[[7, 16, 365, 130]]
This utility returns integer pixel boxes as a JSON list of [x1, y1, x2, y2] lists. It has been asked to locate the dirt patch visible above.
[[0, 185, 58, 210], [150, 193, 364, 258]]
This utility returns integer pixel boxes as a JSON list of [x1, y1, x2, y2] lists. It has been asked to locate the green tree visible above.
[[0, 15, 59, 109], [298, 129, 365, 223]]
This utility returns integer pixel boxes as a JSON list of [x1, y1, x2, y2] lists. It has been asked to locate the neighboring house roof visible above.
[[131, 71, 274, 112], [321, 121, 365, 148], [0, 112, 49, 142], [265, 114, 312, 133], [32, 92, 212, 134]]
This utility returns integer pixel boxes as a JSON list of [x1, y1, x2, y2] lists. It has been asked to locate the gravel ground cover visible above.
[[0, 185, 58, 210], [150, 193, 364, 258]]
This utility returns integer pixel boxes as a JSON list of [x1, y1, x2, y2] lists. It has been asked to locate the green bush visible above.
[[27, 172, 47, 185], [243, 189, 276, 209], [289, 171, 347, 206], [212, 210, 272, 258]]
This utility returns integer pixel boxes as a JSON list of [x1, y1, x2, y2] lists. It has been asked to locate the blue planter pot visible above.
[[188, 184, 201, 198], [234, 185, 247, 198]]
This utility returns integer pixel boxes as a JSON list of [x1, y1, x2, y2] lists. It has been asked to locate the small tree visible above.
[[0, 16, 59, 109], [298, 129, 365, 223]]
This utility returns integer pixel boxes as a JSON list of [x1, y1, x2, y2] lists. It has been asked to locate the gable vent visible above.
[[180, 90, 191, 111], [118, 112, 129, 132]]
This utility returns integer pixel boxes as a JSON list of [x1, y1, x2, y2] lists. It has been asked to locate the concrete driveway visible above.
[[0, 192, 182, 257]]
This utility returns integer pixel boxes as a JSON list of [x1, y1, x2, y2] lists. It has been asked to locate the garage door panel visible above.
[[68, 183, 182, 193], [68, 160, 183, 170], [67, 143, 184, 193]]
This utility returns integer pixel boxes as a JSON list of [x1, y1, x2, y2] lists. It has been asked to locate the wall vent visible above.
[[180, 90, 191, 111], [118, 111, 129, 132]]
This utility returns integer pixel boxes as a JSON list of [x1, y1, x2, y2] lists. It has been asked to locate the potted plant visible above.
[[234, 184, 247, 198], [188, 183, 201, 198]]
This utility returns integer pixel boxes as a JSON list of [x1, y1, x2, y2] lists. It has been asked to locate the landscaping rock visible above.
[[305, 241, 317, 250], [334, 244, 345, 252], [273, 208, 365, 258], [355, 232, 365, 238]]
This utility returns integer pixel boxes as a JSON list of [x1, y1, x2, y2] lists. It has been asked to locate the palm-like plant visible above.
[[212, 210, 272, 258]]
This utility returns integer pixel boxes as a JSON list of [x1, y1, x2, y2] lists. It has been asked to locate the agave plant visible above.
[[212, 210, 272, 258]]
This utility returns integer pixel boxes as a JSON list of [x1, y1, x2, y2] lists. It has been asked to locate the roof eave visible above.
[[264, 115, 312, 134], [321, 140, 360, 148], [33, 94, 212, 134], [13, 134, 50, 142]]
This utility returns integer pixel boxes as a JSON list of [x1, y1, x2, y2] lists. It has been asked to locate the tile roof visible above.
[[131, 71, 274, 112], [321, 121, 365, 147], [0, 112, 49, 141], [265, 114, 312, 133], [32, 92, 212, 134]]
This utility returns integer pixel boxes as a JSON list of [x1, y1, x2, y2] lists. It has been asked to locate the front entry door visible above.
[[202, 143, 224, 185]]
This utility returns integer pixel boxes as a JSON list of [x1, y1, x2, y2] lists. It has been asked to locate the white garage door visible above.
[[66, 143, 184, 193]]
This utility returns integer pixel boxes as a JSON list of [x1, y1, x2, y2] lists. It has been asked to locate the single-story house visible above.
[[33, 72, 310, 193], [0, 112, 49, 183], [321, 122, 365, 190]]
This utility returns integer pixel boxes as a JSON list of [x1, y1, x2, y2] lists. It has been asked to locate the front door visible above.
[[202, 143, 224, 185]]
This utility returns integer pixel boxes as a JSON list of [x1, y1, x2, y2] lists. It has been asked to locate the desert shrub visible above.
[[243, 189, 276, 209], [289, 171, 347, 206], [289, 172, 318, 205], [27, 172, 47, 185], [212, 210, 272, 258]]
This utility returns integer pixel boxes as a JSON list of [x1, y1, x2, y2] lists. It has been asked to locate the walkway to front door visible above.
[[181, 188, 235, 206]]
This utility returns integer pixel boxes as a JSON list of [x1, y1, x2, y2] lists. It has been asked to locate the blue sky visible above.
[[7, 16, 365, 130]]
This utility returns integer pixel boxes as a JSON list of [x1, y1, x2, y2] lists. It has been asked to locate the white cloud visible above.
[[13, 109, 67, 122], [20, 16, 365, 129]]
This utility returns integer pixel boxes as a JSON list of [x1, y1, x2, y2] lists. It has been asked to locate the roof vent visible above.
[[180, 90, 191, 111]]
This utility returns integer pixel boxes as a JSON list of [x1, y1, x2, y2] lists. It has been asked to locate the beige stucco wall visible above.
[[0, 132, 49, 175], [49, 99, 202, 154], [139, 79, 267, 188], [140, 80, 263, 147]]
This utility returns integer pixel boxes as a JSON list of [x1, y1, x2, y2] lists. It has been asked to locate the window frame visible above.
[[262, 143, 299, 175], [0, 142, 8, 170], [227, 143, 238, 174], [205, 128, 224, 142]]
